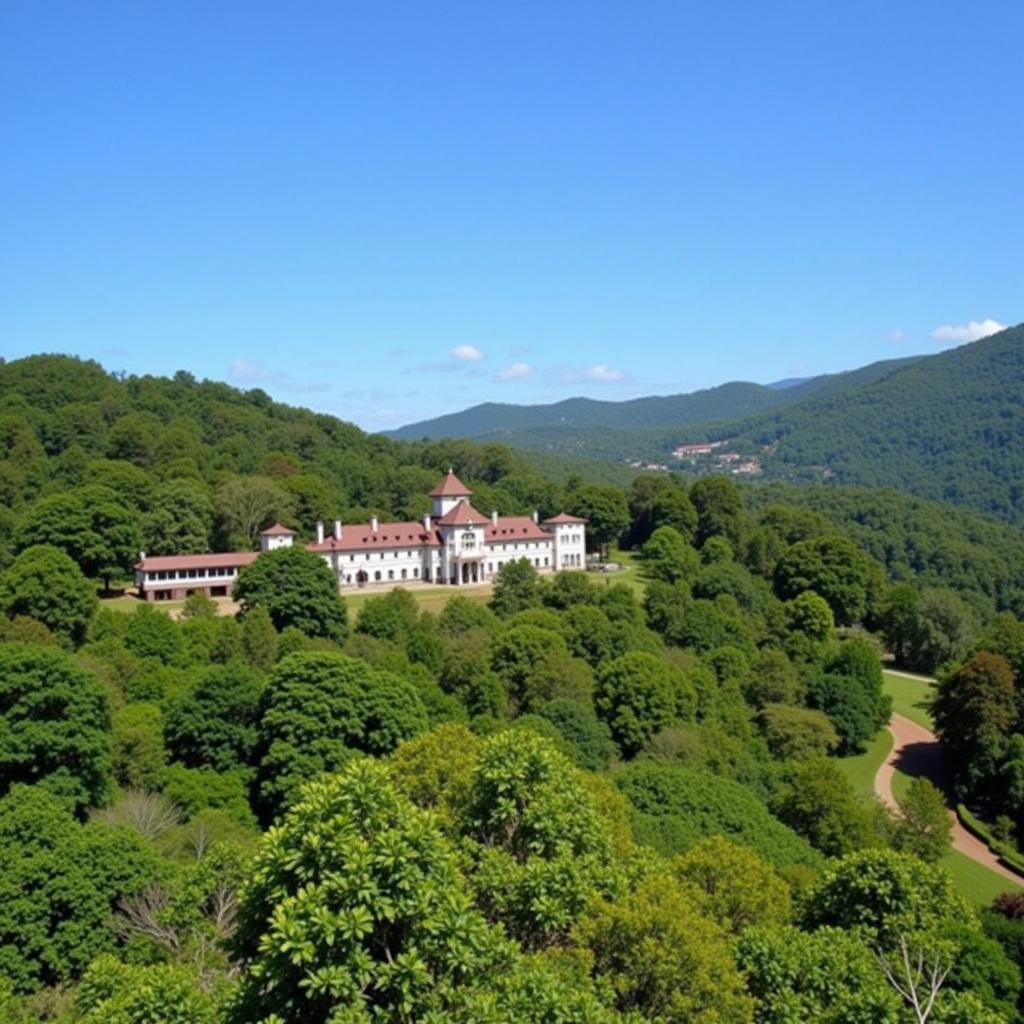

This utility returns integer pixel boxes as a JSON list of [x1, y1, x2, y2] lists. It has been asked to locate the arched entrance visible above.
[[356, 570, 368, 588]]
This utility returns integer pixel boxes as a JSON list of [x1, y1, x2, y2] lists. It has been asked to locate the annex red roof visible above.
[[429, 470, 472, 497], [542, 512, 588, 524], [306, 522, 442, 552], [484, 516, 553, 543], [260, 522, 296, 536], [136, 552, 259, 572], [435, 501, 489, 526]]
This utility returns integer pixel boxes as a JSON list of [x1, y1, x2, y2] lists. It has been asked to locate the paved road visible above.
[[875, 709, 1024, 886]]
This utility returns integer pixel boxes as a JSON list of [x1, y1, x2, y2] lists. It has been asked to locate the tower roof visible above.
[[430, 468, 472, 497], [260, 522, 296, 536], [435, 501, 488, 526]]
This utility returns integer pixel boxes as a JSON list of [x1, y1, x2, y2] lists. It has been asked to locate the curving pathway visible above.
[[875, 706, 1024, 886]]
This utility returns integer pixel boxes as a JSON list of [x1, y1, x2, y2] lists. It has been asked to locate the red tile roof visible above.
[[430, 470, 472, 497], [136, 552, 259, 571], [435, 502, 489, 526], [484, 516, 553, 543], [260, 522, 296, 535], [306, 522, 442, 552], [542, 512, 588, 524]]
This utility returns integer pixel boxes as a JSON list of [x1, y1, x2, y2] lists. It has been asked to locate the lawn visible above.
[[836, 727, 893, 797], [882, 670, 935, 729]]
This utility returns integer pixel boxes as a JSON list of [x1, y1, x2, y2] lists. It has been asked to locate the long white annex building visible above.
[[134, 470, 587, 602]]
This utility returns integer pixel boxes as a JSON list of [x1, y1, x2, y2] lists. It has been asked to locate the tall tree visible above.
[[0, 643, 113, 810], [0, 544, 97, 647], [234, 546, 348, 643], [16, 485, 140, 590]]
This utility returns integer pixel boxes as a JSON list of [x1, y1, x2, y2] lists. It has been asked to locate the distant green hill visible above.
[[387, 356, 921, 441], [731, 323, 1024, 523]]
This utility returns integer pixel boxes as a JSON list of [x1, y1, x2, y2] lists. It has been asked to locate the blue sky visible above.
[[1, 1, 1021, 429]]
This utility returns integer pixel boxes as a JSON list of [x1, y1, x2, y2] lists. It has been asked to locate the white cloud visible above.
[[450, 344, 485, 362], [930, 318, 1006, 344], [887, 329, 908, 344], [585, 363, 625, 382], [496, 362, 532, 380]]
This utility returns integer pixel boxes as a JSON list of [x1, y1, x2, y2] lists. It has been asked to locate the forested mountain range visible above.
[[390, 325, 1024, 525], [387, 355, 921, 440]]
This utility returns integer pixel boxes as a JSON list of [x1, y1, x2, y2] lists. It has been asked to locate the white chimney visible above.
[[532, 510, 539, 524], [315, 521, 325, 544], [423, 514, 431, 533], [371, 515, 379, 532], [333, 519, 342, 541], [139, 550, 146, 562], [491, 510, 498, 528]]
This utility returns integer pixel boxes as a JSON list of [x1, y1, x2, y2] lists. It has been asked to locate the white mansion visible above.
[[134, 470, 587, 602]]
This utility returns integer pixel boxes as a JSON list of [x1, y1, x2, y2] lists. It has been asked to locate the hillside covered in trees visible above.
[[5, 354, 1024, 1021]]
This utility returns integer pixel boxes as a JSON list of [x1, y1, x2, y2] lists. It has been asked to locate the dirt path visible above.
[[875, 710, 1024, 886]]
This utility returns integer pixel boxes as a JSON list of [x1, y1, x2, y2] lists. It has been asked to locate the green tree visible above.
[[229, 759, 616, 1024], [166, 663, 264, 773], [124, 602, 184, 663], [240, 603, 279, 670], [255, 651, 427, 818], [539, 697, 618, 771], [737, 925, 900, 1023], [0, 544, 97, 646], [142, 478, 214, 555], [74, 955, 219, 1024], [489, 558, 542, 617], [672, 834, 792, 933], [463, 729, 619, 948], [894, 776, 954, 863], [234, 546, 348, 643], [690, 475, 744, 549], [0, 785, 162, 993], [215, 475, 294, 548], [802, 847, 973, 947], [771, 757, 883, 857], [15, 485, 140, 591], [933, 652, 1017, 804], [642, 525, 699, 584], [594, 651, 682, 755], [111, 702, 166, 789], [775, 534, 874, 625], [568, 484, 629, 555], [491, 623, 583, 712], [808, 672, 879, 754], [780, 590, 835, 664], [907, 589, 982, 674], [759, 703, 839, 761], [0, 642, 112, 810], [573, 872, 753, 1024]]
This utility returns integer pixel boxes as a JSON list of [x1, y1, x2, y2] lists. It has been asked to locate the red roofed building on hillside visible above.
[[134, 470, 587, 601]]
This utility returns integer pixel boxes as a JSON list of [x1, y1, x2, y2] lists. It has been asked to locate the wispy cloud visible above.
[[887, 329, 908, 344], [496, 362, 532, 381], [450, 344, 485, 362], [228, 359, 330, 394], [585, 363, 626, 382], [931, 318, 1005, 344]]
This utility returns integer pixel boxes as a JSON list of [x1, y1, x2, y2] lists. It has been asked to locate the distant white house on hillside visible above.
[[134, 470, 586, 602]]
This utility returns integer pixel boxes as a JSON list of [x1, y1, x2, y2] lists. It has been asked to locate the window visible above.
[[401, 569, 407, 579], [413, 568, 419, 578], [374, 570, 381, 581], [388, 570, 394, 580]]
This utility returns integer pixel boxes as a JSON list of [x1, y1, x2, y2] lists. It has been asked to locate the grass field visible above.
[[836, 727, 893, 796], [883, 669, 935, 729]]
